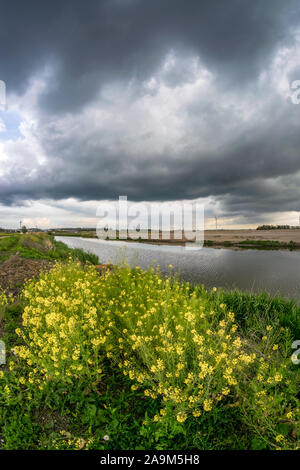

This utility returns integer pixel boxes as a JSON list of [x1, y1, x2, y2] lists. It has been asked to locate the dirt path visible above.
[[0, 255, 52, 295]]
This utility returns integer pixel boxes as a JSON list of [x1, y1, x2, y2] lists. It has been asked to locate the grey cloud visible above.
[[1, 0, 300, 222], [1, 0, 299, 111], [2, 97, 300, 209]]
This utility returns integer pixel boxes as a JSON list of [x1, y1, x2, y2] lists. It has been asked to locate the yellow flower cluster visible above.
[[8, 262, 254, 418], [13, 261, 109, 387], [71, 265, 258, 420], [2, 260, 298, 449]]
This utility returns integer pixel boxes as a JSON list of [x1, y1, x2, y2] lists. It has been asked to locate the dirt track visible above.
[[0, 255, 51, 295]]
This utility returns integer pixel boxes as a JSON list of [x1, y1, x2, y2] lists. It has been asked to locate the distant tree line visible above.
[[256, 224, 300, 230]]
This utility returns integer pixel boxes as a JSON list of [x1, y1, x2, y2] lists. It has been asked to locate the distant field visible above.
[[203, 229, 300, 249], [205, 229, 300, 243]]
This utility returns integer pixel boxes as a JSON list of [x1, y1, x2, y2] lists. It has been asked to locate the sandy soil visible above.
[[204, 229, 300, 244]]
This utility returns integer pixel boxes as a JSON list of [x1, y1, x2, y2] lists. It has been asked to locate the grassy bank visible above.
[[204, 239, 298, 250], [0, 257, 299, 450], [0, 232, 99, 264]]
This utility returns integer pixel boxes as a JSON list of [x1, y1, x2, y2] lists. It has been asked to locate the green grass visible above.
[[203, 239, 298, 250], [238, 239, 297, 250], [202, 287, 300, 339], [48, 240, 99, 264], [0, 235, 20, 253], [0, 233, 99, 265]]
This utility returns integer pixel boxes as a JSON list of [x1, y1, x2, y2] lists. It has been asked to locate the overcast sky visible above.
[[1, 0, 300, 229]]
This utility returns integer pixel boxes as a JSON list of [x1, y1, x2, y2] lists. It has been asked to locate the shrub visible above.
[[13, 261, 106, 388], [101, 268, 257, 420]]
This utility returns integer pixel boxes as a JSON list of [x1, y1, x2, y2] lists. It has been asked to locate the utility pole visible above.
[[215, 216, 218, 230]]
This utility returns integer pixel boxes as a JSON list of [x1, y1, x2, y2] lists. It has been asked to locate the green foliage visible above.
[[238, 239, 297, 250], [256, 225, 295, 230], [204, 240, 214, 246], [0, 235, 20, 252], [223, 240, 233, 247], [207, 287, 300, 338]]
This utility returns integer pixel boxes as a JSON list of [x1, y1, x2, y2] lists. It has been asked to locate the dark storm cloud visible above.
[[1, 0, 300, 220], [2, 98, 300, 209], [1, 0, 298, 111]]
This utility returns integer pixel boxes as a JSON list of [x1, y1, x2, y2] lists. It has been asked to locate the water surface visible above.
[[56, 236, 300, 299]]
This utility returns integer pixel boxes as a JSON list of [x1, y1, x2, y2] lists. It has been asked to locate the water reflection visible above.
[[56, 237, 300, 299]]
